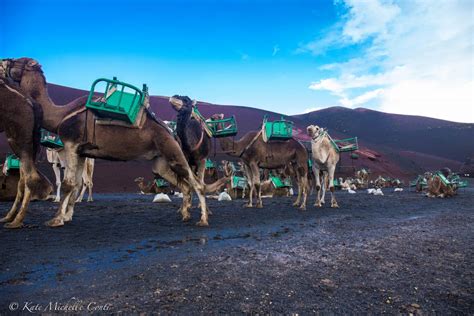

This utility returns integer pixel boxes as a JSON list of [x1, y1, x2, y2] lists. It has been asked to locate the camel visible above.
[[426, 168, 456, 198], [215, 117, 308, 209], [374, 175, 387, 189], [169, 96, 212, 182], [355, 168, 369, 188], [3, 57, 211, 227], [134, 177, 166, 194], [46, 148, 95, 202], [307, 125, 340, 208], [0, 73, 53, 228]]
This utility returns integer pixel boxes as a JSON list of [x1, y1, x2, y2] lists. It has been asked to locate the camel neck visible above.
[[34, 88, 83, 133], [218, 137, 242, 156]]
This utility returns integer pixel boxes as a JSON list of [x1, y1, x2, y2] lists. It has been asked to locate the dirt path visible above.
[[0, 188, 473, 314]]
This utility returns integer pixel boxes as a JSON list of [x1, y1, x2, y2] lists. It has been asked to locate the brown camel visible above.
[[0, 73, 53, 228], [2, 57, 211, 227], [216, 120, 308, 209], [306, 125, 340, 208]]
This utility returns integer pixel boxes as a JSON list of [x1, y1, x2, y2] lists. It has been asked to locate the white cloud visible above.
[[306, 0, 474, 122]]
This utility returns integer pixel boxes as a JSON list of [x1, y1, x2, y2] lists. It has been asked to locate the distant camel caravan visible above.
[[0, 67, 53, 228], [46, 148, 95, 202], [2, 57, 211, 227], [213, 114, 308, 210]]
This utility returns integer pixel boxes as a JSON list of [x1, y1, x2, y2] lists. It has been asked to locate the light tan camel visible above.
[[46, 148, 95, 202], [426, 169, 456, 198], [355, 169, 369, 188], [216, 120, 308, 209], [306, 125, 340, 208], [0, 71, 53, 228], [3, 57, 210, 227]]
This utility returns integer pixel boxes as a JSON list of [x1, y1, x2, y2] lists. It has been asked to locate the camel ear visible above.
[[28, 60, 38, 67]]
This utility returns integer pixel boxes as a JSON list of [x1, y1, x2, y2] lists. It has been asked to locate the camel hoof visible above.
[[196, 220, 209, 227], [331, 203, 339, 208], [299, 205, 306, 211], [244, 203, 253, 208], [256, 203, 263, 209], [45, 218, 64, 227], [292, 202, 299, 207], [0, 216, 13, 223], [314, 203, 322, 208], [4, 221, 24, 229], [87, 199, 93, 202], [63, 215, 73, 222]]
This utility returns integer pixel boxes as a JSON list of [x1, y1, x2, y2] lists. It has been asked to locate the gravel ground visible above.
[[0, 187, 473, 314]]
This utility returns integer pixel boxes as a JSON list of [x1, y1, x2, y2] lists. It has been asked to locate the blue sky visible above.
[[1, 0, 473, 122]]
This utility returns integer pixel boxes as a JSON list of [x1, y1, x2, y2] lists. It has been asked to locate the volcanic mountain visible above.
[[1, 83, 472, 192]]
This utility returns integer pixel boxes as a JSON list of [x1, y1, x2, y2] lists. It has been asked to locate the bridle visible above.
[[0, 58, 39, 84], [310, 127, 326, 142]]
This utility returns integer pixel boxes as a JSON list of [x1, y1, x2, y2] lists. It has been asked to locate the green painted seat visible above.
[[205, 159, 216, 169], [86, 77, 146, 124], [154, 178, 170, 188], [4, 154, 20, 174], [331, 136, 359, 152], [270, 176, 292, 188], [232, 176, 247, 189], [263, 115, 293, 140], [40, 129, 64, 148], [206, 116, 238, 138]]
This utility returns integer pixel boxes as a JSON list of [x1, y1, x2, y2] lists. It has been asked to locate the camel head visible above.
[[0, 57, 46, 97], [306, 125, 324, 139], [169, 95, 196, 112], [134, 177, 144, 183], [210, 113, 224, 121]]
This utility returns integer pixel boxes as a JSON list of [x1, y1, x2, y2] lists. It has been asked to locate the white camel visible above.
[[307, 125, 340, 208], [46, 148, 95, 202]]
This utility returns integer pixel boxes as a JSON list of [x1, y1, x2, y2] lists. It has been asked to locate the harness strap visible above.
[[239, 130, 262, 158]]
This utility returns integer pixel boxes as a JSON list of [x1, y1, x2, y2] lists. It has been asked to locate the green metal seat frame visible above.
[[270, 175, 292, 189], [86, 77, 147, 124], [232, 176, 247, 189], [192, 107, 238, 138], [5, 154, 20, 172], [40, 129, 64, 148], [205, 159, 216, 169], [263, 115, 293, 140], [154, 178, 170, 188], [331, 136, 359, 152]]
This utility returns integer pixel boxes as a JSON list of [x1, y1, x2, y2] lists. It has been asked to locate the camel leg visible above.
[[0, 174, 24, 223], [51, 163, 62, 202], [75, 180, 86, 203], [5, 158, 43, 228], [250, 163, 263, 208], [152, 157, 192, 222], [296, 167, 308, 210], [320, 171, 327, 205], [4, 184, 31, 229], [243, 163, 254, 207], [64, 158, 85, 222], [328, 165, 339, 208], [313, 165, 322, 207], [196, 159, 212, 215], [46, 145, 80, 227], [293, 179, 302, 207], [87, 181, 94, 202]]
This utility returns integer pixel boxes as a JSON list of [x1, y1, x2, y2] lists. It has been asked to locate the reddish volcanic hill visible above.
[[1, 83, 472, 192]]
